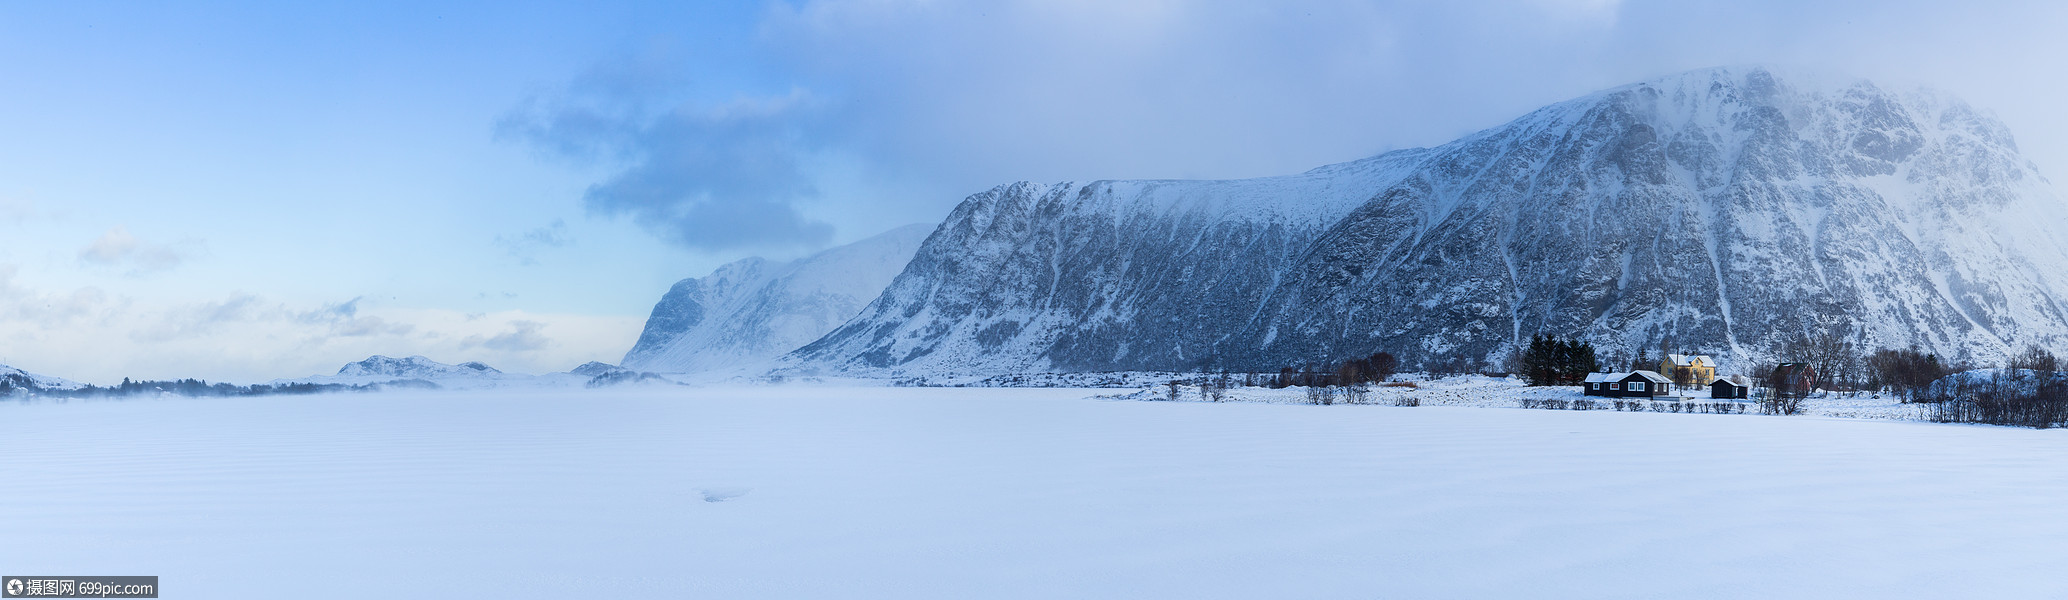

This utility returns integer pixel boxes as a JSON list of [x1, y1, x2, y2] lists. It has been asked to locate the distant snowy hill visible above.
[[0, 363, 83, 392], [569, 361, 627, 377], [283, 355, 577, 389], [787, 66, 2068, 376], [336, 355, 506, 379], [622, 224, 932, 373]]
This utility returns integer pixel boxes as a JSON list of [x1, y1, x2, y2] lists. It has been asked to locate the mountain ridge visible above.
[[782, 66, 2068, 376], [622, 223, 933, 373]]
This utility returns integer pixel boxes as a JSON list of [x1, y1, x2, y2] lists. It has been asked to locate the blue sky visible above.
[[4, 0, 2066, 383]]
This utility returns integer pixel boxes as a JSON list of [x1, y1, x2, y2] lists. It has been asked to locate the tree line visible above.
[[5, 377, 439, 399], [1510, 334, 1600, 386]]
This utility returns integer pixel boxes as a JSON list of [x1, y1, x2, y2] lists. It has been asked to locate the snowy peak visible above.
[[787, 66, 2068, 376], [568, 361, 626, 378], [622, 224, 934, 373], [0, 363, 83, 392], [337, 355, 506, 379]]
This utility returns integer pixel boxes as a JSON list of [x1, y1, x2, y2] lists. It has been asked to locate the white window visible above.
[[1630, 381, 1647, 392], [1590, 383, 1599, 390], [1609, 383, 1620, 390]]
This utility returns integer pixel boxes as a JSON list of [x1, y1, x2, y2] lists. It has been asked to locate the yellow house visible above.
[[1661, 354, 1716, 387]]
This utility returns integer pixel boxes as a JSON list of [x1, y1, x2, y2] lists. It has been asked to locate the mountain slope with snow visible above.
[[336, 355, 507, 379], [622, 224, 933, 373], [0, 363, 83, 392], [788, 66, 2068, 376], [275, 355, 568, 389]]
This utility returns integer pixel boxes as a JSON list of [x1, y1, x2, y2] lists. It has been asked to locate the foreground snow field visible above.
[[4, 387, 2065, 599]]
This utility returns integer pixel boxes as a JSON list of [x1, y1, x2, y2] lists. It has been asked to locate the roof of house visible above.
[[1666, 354, 1713, 367], [1624, 370, 1674, 384], [1584, 372, 1617, 383], [1774, 363, 1815, 376], [1710, 377, 1742, 387]]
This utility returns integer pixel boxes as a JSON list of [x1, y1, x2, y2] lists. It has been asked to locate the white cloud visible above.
[[493, 220, 574, 266], [0, 196, 44, 224], [0, 271, 642, 384], [77, 225, 199, 276], [464, 319, 551, 352]]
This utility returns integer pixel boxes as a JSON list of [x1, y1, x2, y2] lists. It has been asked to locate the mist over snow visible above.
[[621, 223, 931, 374], [0, 268, 640, 384]]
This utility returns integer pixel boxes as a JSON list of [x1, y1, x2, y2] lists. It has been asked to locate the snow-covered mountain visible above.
[[336, 355, 507, 379], [0, 363, 83, 392], [271, 355, 552, 389], [787, 66, 2068, 376], [569, 361, 627, 378], [622, 224, 933, 373]]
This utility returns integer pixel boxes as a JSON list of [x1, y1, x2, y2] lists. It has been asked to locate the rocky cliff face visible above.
[[622, 224, 932, 373], [786, 67, 2068, 376]]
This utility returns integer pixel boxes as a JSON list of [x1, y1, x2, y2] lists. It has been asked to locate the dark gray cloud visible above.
[[498, 58, 834, 252]]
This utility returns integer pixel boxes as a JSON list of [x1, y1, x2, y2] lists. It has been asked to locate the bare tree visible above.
[[1780, 323, 1861, 396], [1867, 346, 1952, 402], [2008, 345, 2061, 374]]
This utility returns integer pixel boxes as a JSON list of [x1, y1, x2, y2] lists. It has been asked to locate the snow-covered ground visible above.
[[4, 385, 2061, 599]]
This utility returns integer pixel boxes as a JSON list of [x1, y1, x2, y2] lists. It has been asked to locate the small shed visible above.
[[1605, 370, 1672, 398], [1583, 372, 1616, 396], [1709, 377, 1748, 399]]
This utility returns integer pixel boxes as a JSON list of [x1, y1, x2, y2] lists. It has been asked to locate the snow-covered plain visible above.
[[4, 386, 2065, 598]]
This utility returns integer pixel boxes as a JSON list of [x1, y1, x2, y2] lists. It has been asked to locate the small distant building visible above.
[[1583, 372, 1614, 396], [1709, 377, 1748, 399], [1661, 354, 1717, 387], [1603, 370, 1672, 398], [1771, 363, 1818, 398]]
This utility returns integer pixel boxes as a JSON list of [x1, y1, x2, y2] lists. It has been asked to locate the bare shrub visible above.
[[1868, 346, 1954, 402], [1307, 385, 1342, 406], [1198, 373, 1231, 402], [1758, 392, 1805, 415], [1394, 396, 1419, 407], [1928, 367, 2068, 428]]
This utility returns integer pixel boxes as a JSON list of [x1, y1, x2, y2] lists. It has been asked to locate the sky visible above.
[[3, 0, 2067, 384]]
